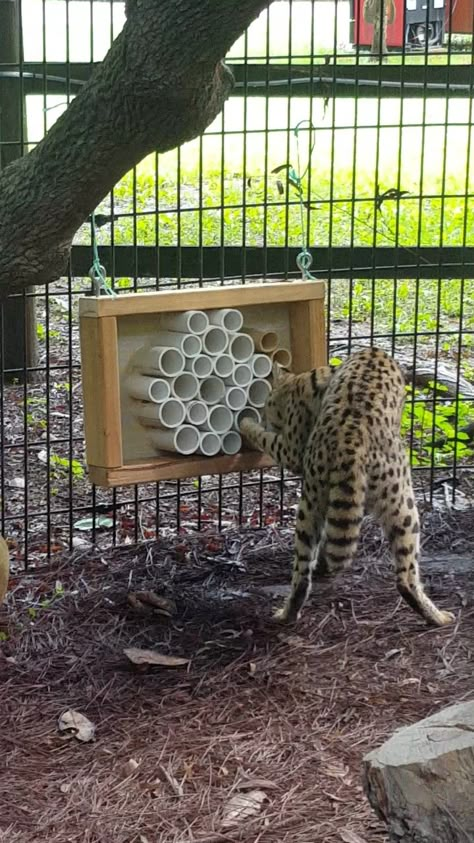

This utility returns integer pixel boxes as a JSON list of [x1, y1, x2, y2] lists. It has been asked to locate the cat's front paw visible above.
[[272, 602, 298, 624], [434, 610, 456, 626], [273, 605, 290, 623], [239, 418, 261, 440]]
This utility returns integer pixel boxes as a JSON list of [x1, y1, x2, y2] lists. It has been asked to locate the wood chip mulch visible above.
[[0, 514, 473, 843]]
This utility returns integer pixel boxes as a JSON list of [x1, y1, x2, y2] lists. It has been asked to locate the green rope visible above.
[[89, 212, 116, 297], [291, 119, 317, 281]]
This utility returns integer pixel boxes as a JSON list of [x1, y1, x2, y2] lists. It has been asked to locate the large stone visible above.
[[364, 700, 474, 842]]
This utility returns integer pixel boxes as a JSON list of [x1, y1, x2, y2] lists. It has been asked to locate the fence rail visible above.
[[69, 245, 474, 282], [1, 62, 474, 97]]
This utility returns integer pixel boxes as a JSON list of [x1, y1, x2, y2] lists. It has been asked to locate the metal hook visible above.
[[88, 263, 107, 297]]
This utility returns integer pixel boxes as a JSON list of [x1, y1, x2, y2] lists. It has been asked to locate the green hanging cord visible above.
[[292, 119, 317, 281], [89, 212, 116, 298]]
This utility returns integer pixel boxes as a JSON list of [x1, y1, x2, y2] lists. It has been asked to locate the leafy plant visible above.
[[402, 383, 474, 467], [50, 454, 85, 480], [36, 324, 60, 342]]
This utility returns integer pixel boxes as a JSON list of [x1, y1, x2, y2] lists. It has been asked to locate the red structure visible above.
[[352, 0, 462, 49], [447, 0, 474, 33], [353, 0, 405, 48]]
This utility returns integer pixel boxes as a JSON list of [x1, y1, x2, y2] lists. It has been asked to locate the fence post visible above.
[[0, 0, 38, 384]]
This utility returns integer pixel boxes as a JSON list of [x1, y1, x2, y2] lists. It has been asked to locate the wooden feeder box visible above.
[[79, 280, 326, 487]]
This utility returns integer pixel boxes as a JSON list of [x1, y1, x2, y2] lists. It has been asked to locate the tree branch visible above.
[[0, 0, 274, 295]]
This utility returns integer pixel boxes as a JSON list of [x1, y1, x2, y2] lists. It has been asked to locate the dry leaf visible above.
[[237, 777, 278, 791], [128, 591, 176, 617], [222, 789, 268, 828], [124, 647, 189, 668], [277, 633, 306, 648], [72, 536, 92, 549], [159, 764, 184, 797], [0, 536, 10, 606], [384, 648, 402, 659], [58, 710, 95, 742], [127, 594, 150, 614], [135, 590, 176, 614], [124, 758, 140, 776], [340, 830, 367, 843], [326, 761, 350, 780], [7, 477, 25, 489], [249, 661, 257, 675], [145, 779, 161, 798]]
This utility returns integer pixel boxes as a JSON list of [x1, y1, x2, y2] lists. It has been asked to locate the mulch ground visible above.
[[0, 512, 473, 843]]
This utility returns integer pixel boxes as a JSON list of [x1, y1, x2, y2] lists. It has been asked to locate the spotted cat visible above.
[[240, 347, 454, 627]]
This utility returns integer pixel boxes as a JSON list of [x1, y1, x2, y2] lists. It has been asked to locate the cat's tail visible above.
[[317, 451, 366, 575]]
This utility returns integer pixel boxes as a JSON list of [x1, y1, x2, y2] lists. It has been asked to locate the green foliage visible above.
[[402, 383, 474, 467], [49, 454, 85, 480], [87, 167, 473, 339], [36, 323, 60, 342]]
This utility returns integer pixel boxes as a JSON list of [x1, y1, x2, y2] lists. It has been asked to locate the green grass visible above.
[[86, 158, 474, 340], [80, 94, 474, 366], [104, 168, 474, 249]]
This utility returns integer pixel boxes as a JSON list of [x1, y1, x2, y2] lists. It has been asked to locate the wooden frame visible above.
[[79, 280, 326, 487]]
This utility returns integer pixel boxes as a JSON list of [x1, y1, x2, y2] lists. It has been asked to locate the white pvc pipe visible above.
[[135, 398, 186, 428], [165, 372, 199, 401], [154, 330, 202, 357], [248, 379, 272, 408], [125, 374, 171, 403], [227, 332, 255, 363], [233, 406, 261, 431], [184, 355, 214, 379], [199, 404, 233, 434], [221, 431, 242, 455], [198, 432, 221, 457], [250, 353, 273, 379], [243, 327, 279, 354], [199, 376, 226, 405], [186, 400, 209, 426], [159, 310, 209, 335], [224, 386, 247, 412], [224, 363, 252, 388], [272, 347, 292, 368], [207, 308, 243, 333], [201, 326, 228, 356], [132, 346, 185, 377], [149, 425, 200, 455], [212, 354, 234, 379]]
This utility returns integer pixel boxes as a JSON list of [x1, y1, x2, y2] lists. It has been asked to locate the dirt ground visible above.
[[0, 511, 473, 843]]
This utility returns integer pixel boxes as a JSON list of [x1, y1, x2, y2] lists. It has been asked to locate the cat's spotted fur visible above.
[[240, 347, 454, 627]]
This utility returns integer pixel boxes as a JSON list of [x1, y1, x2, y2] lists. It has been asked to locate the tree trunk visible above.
[[0, 0, 273, 297], [364, 700, 474, 842], [0, 0, 38, 380], [363, 0, 395, 56]]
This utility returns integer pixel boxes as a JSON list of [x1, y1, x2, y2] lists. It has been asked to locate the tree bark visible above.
[[0, 0, 273, 296], [363, 0, 395, 57], [0, 0, 38, 380], [364, 701, 474, 842]]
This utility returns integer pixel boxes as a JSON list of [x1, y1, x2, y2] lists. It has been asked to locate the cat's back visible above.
[[310, 348, 407, 456]]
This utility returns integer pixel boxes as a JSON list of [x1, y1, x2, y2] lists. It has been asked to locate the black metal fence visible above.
[[1, 0, 473, 568]]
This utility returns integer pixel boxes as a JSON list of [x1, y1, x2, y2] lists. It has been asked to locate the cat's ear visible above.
[[272, 361, 290, 385]]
